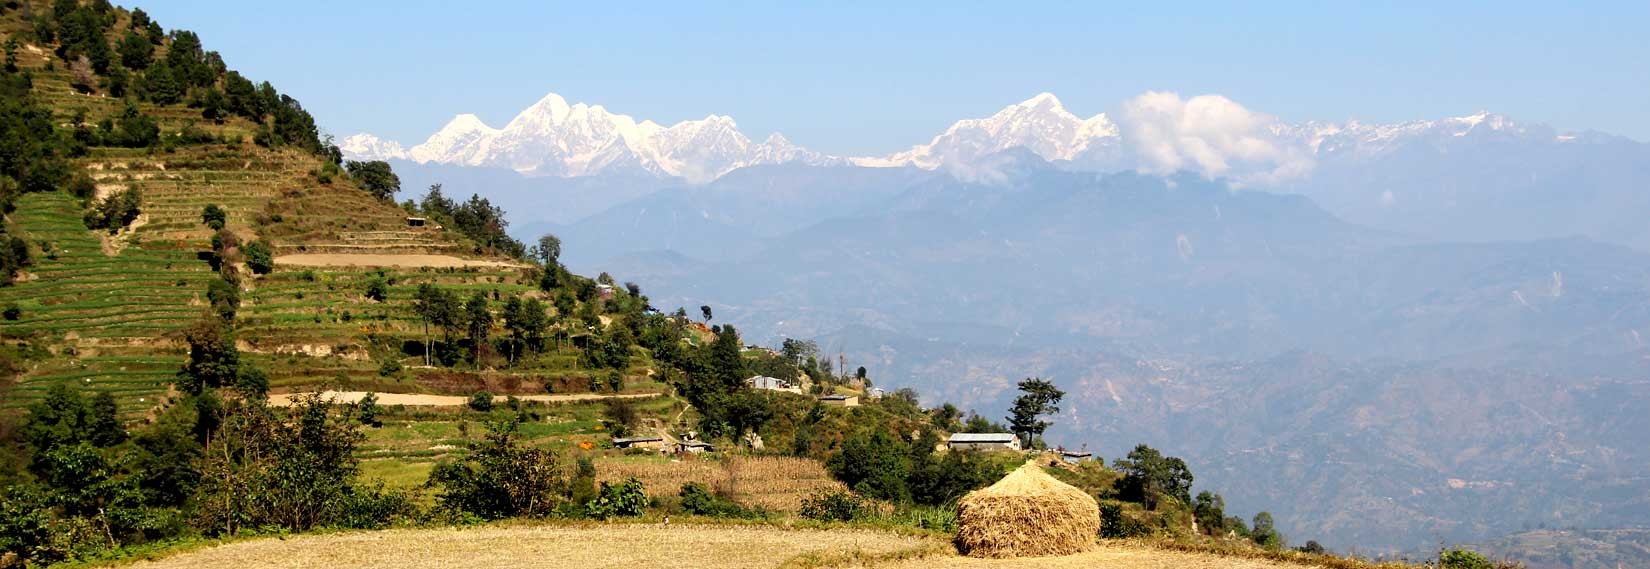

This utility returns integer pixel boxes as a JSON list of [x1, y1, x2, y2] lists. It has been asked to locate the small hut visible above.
[[955, 462, 1100, 558]]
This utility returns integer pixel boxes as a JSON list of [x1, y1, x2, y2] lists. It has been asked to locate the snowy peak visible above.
[[343, 92, 839, 183], [859, 93, 1118, 171], [337, 133, 406, 161]]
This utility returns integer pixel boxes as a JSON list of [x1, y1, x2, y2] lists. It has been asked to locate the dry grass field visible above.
[[120, 524, 941, 569], [115, 524, 1332, 569], [597, 455, 849, 512]]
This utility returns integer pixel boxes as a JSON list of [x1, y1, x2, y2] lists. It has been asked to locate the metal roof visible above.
[[612, 436, 663, 444], [948, 433, 1017, 443]]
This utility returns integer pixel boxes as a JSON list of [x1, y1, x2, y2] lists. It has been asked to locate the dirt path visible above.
[[116, 524, 1319, 569], [268, 391, 661, 407], [273, 253, 524, 269]]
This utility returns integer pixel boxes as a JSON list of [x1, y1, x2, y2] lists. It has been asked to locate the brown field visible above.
[[116, 524, 1330, 569], [597, 456, 849, 512]]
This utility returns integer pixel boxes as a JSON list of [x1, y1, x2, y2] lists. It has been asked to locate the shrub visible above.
[[1099, 503, 1153, 538], [799, 490, 868, 523], [428, 418, 568, 520], [243, 240, 273, 274], [678, 482, 752, 518], [1, 304, 19, 321], [1439, 548, 1494, 569], [201, 204, 226, 230], [377, 358, 403, 377], [364, 276, 388, 302], [584, 477, 646, 520], [467, 391, 494, 412]]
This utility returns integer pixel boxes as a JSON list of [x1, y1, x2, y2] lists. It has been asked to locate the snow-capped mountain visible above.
[[338, 133, 407, 161], [342, 92, 843, 183], [854, 92, 1119, 170], [853, 93, 1604, 185]]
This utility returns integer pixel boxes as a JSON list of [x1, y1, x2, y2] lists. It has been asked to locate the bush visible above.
[[427, 418, 568, 520], [364, 276, 388, 302], [2, 304, 19, 321], [798, 490, 869, 523], [678, 482, 754, 518], [201, 205, 227, 229], [584, 477, 646, 520], [1439, 548, 1494, 569], [242, 240, 273, 274], [1099, 503, 1153, 538], [467, 391, 495, 412], [377, 358, 403, 377]]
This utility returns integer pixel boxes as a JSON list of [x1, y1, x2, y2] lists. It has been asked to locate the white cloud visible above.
[[1115, 91, 1313, 185]]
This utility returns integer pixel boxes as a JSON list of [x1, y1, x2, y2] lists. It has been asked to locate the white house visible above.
[[947, 432, 1022, 452], [745, 375, 802, 394]]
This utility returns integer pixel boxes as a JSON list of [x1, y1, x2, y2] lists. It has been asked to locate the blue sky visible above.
[[131, 1, 1648, 155]]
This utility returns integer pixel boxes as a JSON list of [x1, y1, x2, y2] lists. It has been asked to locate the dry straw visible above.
[[955, 461, 1100, 558]]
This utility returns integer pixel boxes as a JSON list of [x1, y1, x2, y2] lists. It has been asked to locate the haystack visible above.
[[955, 461, 1099, 558]]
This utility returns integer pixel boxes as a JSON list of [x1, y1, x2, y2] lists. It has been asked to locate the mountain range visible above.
[[347, 91, 1650, 250], [345, 90, 1650, 558]]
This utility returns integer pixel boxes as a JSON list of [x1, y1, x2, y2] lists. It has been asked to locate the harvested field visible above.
[[268, 390, 661, 407], [273, 253, 524, 268], [117, 524, 1331, 569], [122, 524, 940, 569], [598, 456, 848, 512]]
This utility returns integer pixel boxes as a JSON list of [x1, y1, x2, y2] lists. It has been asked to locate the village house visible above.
[[672, 440, 715, 454], [611, 436, 664, 450], [947, 432, 1022, 452], [746, 375, 802, 394]]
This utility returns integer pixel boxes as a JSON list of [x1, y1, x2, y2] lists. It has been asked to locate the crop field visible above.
[[597, 455, 849, 512], [111, 524, 1326, 569]]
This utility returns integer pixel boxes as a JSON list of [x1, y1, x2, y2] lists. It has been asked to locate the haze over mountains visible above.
[[344, 90, 1650, 556]]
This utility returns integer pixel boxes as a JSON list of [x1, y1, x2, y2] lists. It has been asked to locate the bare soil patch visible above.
[[273, 253, 523, 269]]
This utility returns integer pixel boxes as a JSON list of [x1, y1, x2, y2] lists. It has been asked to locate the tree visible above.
[[358, 392, 382, 427], [201, 204, 226, 229], [464, 291, 492, 364], [177, 316, 240, 395], [344, 160, 399, 200], [535, 233, 561, 267], [412, 284, 461, 366], [1251, 511, 1283, 548], [780, 338, 818, 366], [1006, 377, 1064, 449], [118, 32, 152, 69], [206, 277, 240, 321], [700, 305, 713, 322], [827, 430, 911, 503], [1192, 491, 1226, 535], [1113, 444, 1194, 510], [601, 399, 638, 438]]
